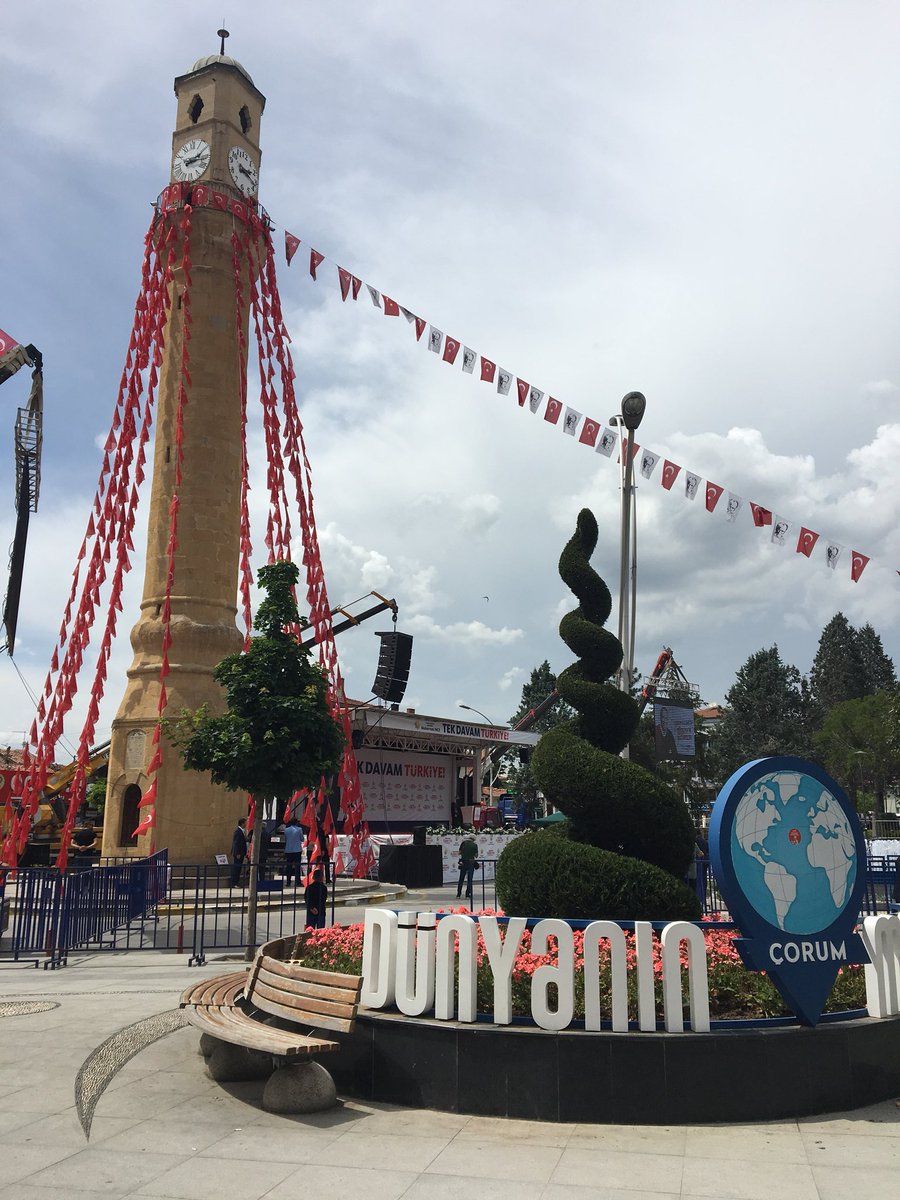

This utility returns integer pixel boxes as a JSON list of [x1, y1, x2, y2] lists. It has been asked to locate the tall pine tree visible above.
[[502, 660, 574, 815], [810, 613, 866, 715], [709, 646, 810, 782], [855, 623, 896, 693]]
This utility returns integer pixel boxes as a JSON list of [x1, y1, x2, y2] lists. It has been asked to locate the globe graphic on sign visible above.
[[730, 770, 857, 934]]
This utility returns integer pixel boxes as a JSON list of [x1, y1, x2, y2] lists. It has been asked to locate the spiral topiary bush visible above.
[[496, 508, 700, 920]]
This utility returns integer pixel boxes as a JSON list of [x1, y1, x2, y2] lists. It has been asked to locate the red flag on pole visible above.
[[285, 232, 301, 264]]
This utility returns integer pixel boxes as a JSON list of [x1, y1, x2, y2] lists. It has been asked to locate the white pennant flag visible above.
[[639, 450, 659, 479], [428, 326, 443, 353], [771, 516, 791, 546], [685, 472, 701, 501], [367, 285, 381, 308], [825, 543, 843, 570], [462, 347, 477, 373], [497, 369, 512, 395], [528, 386, 544, 414], [563, 408, 582, 436], [399, 306, 416, 324], [725, 493, 743, 522], [595, 427, 618, 457]]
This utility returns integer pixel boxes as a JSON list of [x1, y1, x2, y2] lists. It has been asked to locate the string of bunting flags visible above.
[[284, 229, 882, 586]]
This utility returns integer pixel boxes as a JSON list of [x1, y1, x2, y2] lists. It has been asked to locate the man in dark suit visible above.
[[230, 817, 248, 887]]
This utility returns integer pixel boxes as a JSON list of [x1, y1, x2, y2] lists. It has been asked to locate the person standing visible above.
[[230, 817, 248, 887], [457, 830, 479, 901], [283, 817, 303, 888], [304, 866, 328, 929]]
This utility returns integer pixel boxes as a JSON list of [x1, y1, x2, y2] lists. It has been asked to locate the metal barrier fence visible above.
[[2, 851, 897, 968]]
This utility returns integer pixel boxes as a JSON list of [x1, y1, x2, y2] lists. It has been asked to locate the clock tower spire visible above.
[[102, 43, 266, 861]]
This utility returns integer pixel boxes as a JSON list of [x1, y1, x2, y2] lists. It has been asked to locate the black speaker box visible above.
[[377, 844, 442, 887], [371, 631, 413, 704]]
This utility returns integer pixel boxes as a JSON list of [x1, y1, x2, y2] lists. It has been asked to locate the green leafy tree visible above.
[[708, 646, 810, 784], [855, 623, 896, 694], [169, 561, 345, 800], [629, 710, 713, 826], [810, 613, 866, 716], [815, 691, 900, 816], [502, 660, 574, 815]]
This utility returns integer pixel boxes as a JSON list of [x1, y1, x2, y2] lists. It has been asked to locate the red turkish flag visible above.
[[309, 250, 325, 280], [338, 268, 352, 301], [480, 358, 496, 382], [850, 551, 870, 582], [750, 503, 773, 527], [442, 337, 461, 364], [0, 327, 20, 356], [516, 379, 529, 407], [544, 398, 563, 424], [705, 482, 724, 512], [661, 460, 681, 490], [212, 191, 229, 211], [796, 528, 819, 557], [414, 317, 426, 341], [579, 418, 600, 447], [193, 184, 209, 208], [285, 232, 301, 264], [383, 296, 400, 316]]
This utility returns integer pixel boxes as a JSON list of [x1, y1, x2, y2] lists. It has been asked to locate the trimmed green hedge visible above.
[[496, 829, 701, 921]]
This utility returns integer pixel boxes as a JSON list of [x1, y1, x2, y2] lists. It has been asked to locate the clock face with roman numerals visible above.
[[172, 139, 211, 183], [228, 145, 259, 197]]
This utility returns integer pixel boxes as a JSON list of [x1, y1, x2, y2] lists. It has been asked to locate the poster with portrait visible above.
[[653, 701, 696, 761]]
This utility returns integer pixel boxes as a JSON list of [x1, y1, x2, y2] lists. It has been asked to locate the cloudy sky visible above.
[[1, 2, 899, 757]]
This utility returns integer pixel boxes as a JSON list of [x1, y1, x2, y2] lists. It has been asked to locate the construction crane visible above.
[[637, 647, 699, 715], [0, 327, 43, 654], [298, 590, 398, 647]]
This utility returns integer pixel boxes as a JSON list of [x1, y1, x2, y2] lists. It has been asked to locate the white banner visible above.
[[356, 748, 453, 823]]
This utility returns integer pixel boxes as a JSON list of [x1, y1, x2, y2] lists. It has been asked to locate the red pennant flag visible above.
[[382, 296, 400, 316], [578, 418, 600, 447], [414, 317, 426, 341], [480, 358, 496, 383], [705, 482, 724, 512], [338, 268, 352, 301], [351, 276, 362, 300], [442, 336, 461, 365], [661, 460, 681, 490], [516, 379, 529, 407], [750, 503, 773, 527], [285, 232, 301, 264], [850, 551, 870, 582], [309, 249, 325, 280], [544, 398, 562, 424], [796, 528, 819, 557]]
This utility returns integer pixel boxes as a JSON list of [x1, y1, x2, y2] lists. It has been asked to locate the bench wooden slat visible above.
[[257, 966, 361, 1005], [254, 966, 359, 1020], [261, 956, 363, 992], [181, 971, 247, 1009], [247, 983, 355, 1034], [184, 1003, 339, 1057]]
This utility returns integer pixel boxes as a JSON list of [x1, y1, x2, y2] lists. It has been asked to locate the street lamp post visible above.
[[610, 392, 646, 699], [459, 703, 498, 804]]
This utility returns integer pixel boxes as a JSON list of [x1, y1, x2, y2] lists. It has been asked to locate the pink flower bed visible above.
[[299, 909, 866, 1021]]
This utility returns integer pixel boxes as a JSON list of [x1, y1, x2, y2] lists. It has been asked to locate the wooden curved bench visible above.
[[180, 937, 362, 1063]]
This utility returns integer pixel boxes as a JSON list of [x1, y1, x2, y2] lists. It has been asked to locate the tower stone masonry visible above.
[[103, 52, 266, 861]]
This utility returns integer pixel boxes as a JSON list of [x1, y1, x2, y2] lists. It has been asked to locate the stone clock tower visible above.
[[102, 43, 266, 861]]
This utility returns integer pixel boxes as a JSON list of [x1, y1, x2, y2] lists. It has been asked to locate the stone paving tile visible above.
[[97, 1117, 231, 1156], [811, 1162, 900, 1200], [132, 1155, 299, 1199], [0, 1141, 82, 1187], [543, 1187, 680, 1200], [798, 1101, 900, 1136], [402, 1174, 545, 1200], [0, 1186, 132, 1200], [801, 1129, 900, 1167], [550, 1146, 683, 1194], [568, 1124, 687, 1155], [453, 1115, 574, 1147], [18, 1147, 180, 1195], [196, 1122, 344, 1161], [680, 1156, 819, 1200], [262, 1162, 421, 1200], [684, 1126, 809, 1164], [335, 1102, 471, 1139], [312, 1130, 454, 1173], [0, 1110, 139, 1150], [427, 1139, 563, 1185]]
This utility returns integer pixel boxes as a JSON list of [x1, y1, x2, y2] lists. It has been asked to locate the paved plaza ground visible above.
[[0, 883, 897, 1199]]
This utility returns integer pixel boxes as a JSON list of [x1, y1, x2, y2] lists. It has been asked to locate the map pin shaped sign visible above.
[[709, 756, 869, 1026]]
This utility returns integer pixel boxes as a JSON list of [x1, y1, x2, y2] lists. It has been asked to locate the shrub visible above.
[[495, 828, 701, 921]]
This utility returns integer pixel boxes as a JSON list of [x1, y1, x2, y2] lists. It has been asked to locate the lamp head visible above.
[[620, 391, 646, 432]]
